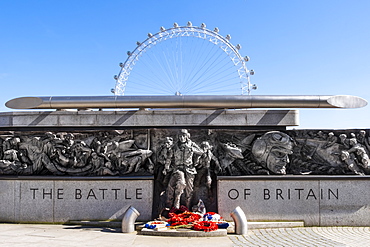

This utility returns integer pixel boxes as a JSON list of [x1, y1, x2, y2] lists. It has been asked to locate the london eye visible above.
[[113, 22, 256, 96]]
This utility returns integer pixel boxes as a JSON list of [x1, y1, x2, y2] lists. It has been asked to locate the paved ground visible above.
[[230, 227, 370, 247], [0, 224, 369, 247]]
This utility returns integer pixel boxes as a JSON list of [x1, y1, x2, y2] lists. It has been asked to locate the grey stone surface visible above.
[[0, 180, 15, 222], [0, 179, 153, 223], [218, 179, 320, 225], [0, 223, 234, 247], [0, 109, 299, 127], [53, 180, 153, 222], [247, 221, 304, 229], [319, 180, 370, 226], [217, 176, 370, 226], [17, 180, 54, 222]]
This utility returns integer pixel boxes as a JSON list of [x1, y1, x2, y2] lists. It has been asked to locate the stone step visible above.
[[243, 221, 304, 229]]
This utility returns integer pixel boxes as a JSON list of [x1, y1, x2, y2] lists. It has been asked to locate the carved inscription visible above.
[[227, 188, 339, 200], [29, 187, 144, 200]]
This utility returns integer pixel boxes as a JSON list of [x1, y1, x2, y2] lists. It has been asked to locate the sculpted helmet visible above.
[[251, 131, 293, 165], [179, 129, 190, 137]]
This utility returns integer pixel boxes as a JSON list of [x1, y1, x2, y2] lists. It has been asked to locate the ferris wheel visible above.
[[112, 22, 256, 96]]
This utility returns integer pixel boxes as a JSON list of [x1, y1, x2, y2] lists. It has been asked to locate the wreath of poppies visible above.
[[167, 212, 202, 226], [192, 221, 219, 232]]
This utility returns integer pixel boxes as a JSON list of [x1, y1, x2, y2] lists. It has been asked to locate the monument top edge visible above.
[[0, 109, 299, 128]]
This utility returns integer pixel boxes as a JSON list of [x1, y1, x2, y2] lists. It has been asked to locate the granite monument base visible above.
[[218, 176, 370, 226], [0, 109, 369, 227], [0, 177, 153, 223]]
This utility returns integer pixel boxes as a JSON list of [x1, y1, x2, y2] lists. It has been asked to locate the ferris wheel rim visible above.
[[114, 23, 254, 96]]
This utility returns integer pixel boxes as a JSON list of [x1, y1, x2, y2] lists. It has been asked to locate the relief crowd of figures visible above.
[[0, 131, 154, 176], [0, 129, 369, 178]]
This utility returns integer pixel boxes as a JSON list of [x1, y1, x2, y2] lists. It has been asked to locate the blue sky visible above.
[[1, 0, 369, 129]]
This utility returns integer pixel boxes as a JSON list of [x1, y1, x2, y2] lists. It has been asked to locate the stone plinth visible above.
[[217, 176, 370, 226], [0, 109, 299, 128], [0, 177, 153, 223]]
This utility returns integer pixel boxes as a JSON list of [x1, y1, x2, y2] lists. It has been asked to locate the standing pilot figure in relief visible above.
[[164, 129, 203, 209], [251, 131, 293, 175], [156, 137, 174, 188], [194, 141, 221, 195]]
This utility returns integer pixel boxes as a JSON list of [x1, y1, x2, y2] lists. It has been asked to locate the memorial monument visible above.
[[0, 23, 369, 229]]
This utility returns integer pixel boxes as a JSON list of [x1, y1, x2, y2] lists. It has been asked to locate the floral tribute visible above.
[[144, 221, 169, 229], [167, 211, 202, 227], [192, 221, 219, 232], [143, 205, 229, 232]]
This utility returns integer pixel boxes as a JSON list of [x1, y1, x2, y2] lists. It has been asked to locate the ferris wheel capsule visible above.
[[244, 56, 250, 62], [187, 21, 192, 27], [160, 26, 166, 31], [173, 22, 179, 28], [200, 23, 206, 28]]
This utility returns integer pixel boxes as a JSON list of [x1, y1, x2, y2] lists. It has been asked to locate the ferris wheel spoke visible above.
[[183, 50, 228, 93], [180, 38, 210, 91], [148, 48, 178, 92], [182, 44, 221, 93], [158, 38, 185, 92], [190, 74, 240, 95]]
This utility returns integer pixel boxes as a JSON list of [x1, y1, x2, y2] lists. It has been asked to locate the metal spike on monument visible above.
[[5, 95, 368, 110]]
